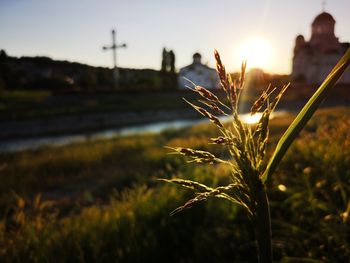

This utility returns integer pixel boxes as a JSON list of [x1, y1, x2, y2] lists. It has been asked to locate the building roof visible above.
[[312, 12, 335, 25], [179, 62, 215, 73]]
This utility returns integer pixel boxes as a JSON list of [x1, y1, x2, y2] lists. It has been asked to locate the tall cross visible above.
[[102, 29, 127, 88]]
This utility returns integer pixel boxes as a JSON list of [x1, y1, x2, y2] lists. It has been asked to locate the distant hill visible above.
[[0, 50, 177, 92], [0, 49, 293, 94]]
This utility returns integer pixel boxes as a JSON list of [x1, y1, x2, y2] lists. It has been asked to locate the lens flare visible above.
[[237, 37, 272, 70], [240, 113, 263, 124]]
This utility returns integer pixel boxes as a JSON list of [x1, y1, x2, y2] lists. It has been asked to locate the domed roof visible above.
[[312, 12, 335, 25], [296, 35, 305, 41], [192, 53, 202, 59]]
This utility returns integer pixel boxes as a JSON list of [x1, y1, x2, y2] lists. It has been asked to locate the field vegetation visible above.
[[0, 107, 349, 262]]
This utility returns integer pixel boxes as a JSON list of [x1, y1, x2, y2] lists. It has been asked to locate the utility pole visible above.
[[102, 29, 127, 89]]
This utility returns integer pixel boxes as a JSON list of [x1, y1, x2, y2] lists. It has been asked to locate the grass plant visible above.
[[162, 48, 350, 262]]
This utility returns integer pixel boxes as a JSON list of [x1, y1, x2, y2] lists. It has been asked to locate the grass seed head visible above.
[[251, 91, 269, 115], [170, 184, 240, 216], [195, 85, 220, 103], [210, 136, 235, 145], [157, 178, 213, 192], [240, 61, 247, 89], [198, 100, 227, 116], [166, 146, 220, 164], [214, 50, 230, 93], [164, 49, 289, 217], [184, 98, 224, 128]]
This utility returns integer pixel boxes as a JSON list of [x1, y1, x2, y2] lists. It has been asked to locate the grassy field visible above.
[[0, 107, 349, 262]]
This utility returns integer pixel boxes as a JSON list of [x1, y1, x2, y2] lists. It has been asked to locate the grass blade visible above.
[[262, 48, 350, 182]]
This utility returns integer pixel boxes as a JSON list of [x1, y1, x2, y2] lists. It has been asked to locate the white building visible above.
[[292, 12, 350, 84], [178, 53, 220, 89]]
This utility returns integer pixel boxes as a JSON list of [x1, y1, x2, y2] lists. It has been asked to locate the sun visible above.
[[237, 37, 272, 71]]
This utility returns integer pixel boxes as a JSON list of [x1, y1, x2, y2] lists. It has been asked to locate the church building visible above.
[[178, 53, 220, 89], [292, 11, 350, 84]]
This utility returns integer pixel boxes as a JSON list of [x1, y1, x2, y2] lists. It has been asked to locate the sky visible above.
[[1, 0, 350, 74]]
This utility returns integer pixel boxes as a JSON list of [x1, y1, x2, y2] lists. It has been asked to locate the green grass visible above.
[[0, 121, 224, 211], [0, 107, 350, 262]]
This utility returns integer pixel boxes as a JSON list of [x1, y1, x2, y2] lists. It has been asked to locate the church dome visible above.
[[312, 12, 335, 25], [296, 35, 305, 42]]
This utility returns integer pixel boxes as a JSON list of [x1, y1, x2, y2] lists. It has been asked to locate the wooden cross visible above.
[[102, 29, 127, 88]]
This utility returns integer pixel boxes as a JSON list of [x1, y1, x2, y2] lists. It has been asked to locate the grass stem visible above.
[[254, 181, 272, 263]]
